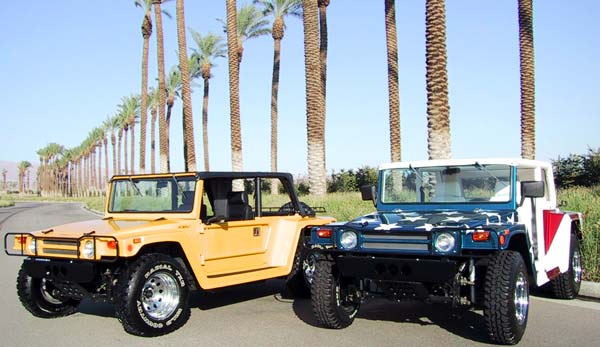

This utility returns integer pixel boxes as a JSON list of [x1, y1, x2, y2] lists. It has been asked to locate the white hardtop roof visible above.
[[379, 158, 552, 170]]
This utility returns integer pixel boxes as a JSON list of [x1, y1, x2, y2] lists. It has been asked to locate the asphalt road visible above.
[[1, 202, 600, 347]]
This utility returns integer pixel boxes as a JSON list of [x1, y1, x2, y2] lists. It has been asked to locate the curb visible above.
[[580, 281, 600, 300]]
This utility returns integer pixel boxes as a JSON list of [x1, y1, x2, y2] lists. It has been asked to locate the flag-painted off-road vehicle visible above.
[[307, 159, 583, 345], [5, 172, 334, 336]]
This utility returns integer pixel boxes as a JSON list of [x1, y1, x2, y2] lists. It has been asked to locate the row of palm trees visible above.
[[33, 0, 536, 197]]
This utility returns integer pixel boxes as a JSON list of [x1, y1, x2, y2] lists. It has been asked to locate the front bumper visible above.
[[23, 258, 97, 283], [333, 254, 457, 283]]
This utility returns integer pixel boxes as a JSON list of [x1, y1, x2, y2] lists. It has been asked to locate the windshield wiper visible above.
[[128, 177, 143, 196], [172, 175, 188, 201]]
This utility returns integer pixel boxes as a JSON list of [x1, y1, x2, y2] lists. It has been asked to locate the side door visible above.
[[201, 178, 272, 277]]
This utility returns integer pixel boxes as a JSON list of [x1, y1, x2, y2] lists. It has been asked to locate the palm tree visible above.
[[153, 0, 171, 173], [135, 0, 153, 174], [385, 0, 401, 162], [102, 118, 111, 183], [18, 161, 32, 193], [226, 0, 244, 174], [118, 95, 140, 175], [190, 30, 227, 171], [318, 0, 330, 171], [175, 0, 196, 172], [147, 86, 159, 173], [425, 0, 451, 160], [519, 0, 535, 159], [220, 3, 271, 66], [255, 0, 302, 194], [303, 0, 326, 195], [1, 168, 7, 191], [165, 66, 181, 154], [108, 114, 121, 176]]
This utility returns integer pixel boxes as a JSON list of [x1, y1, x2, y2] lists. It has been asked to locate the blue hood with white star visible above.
[[344, 210, 516, 232]]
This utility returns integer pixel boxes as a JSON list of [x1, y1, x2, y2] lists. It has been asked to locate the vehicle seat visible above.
[[228, 191, 254, 221]]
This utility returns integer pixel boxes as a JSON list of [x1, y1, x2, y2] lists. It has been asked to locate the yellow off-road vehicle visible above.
[[5, 172, 334, 336]]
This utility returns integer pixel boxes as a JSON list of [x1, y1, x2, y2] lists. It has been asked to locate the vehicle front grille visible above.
[[361, 233, 429, 252], [41, 239, 79, 257]]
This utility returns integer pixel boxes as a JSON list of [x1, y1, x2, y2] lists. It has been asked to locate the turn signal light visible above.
[[16, 236, 27, 244], [472, 231, 491, 242], [107, 241, 118, 249], [317, 228, 332, 238]]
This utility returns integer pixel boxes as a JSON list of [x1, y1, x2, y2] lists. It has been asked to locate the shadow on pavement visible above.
[[77, 299, 116, 318], [189, 279, 285, 311], [292, 297, 490, 343]]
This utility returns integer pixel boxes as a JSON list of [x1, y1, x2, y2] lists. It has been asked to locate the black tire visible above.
[[285, 235, 313, 298], [16, 263, 80, 318], [114, 254, 191, 337], [484, 251, 529, 345], [311, 256, 360, 329], [551, 235, 583, 299]]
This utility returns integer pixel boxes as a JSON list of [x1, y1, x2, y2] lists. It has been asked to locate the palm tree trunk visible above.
[[270, 37, 282, 195], [104, 138, 108, 186], [154, 0, 169, 173], [519, 0, 535, 159], [226, 0, 244, 174], [117, 133, 123, 175], [202, 77, 210, 171], [111, 132, 117, 177], [124, 129, 129, 175], [303, 0, 326, 196], [425, 0, 451, 160], [385, 0, 401, 162], [97, 144, 102, 189], [140, 11, 152, 174], [151, 107, 157, 173], [130, 123, 135, 174], [318, 0, 329, 170], [176, 0, 196, 172]]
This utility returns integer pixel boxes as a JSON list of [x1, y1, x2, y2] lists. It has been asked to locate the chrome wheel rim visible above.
[[141, 272, 180, 320], [303, 254, 317, 285], [40, 278, 66, 305], [573, 248, 583, 284], [514, 272, 529, 325]]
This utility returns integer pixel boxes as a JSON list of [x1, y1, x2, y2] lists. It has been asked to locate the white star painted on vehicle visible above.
[[375, 223, 400, 231], [400, 216, 427, 222], [416, 224, 434, 231], [444, 216, 467, 223]]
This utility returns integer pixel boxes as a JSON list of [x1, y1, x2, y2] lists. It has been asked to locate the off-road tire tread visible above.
[[285, 235, 311, 298], [484, 251, 528, 345], [16, 265, 79, 318], [311, 256, 357, 329], [551, 236, 581, 299], [114, 253, 190, 337]]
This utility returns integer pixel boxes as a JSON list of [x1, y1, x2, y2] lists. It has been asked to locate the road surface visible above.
[[1, 202, 599, 346]]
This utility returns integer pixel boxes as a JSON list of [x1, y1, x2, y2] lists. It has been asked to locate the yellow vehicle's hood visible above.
[[30, 218, 182, 238]]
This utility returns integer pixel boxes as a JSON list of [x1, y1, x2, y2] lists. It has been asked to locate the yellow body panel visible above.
[[14, 173, 335, 290]]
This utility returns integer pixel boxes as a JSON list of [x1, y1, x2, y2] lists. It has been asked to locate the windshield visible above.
[[380, 164, 512, 204], [109, 176, 197, 213]]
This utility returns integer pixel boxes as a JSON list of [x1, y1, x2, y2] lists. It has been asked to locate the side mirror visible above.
[[521, 181, 544, 198], [360, 185, 377, 207], [520, 181, 544, 206]]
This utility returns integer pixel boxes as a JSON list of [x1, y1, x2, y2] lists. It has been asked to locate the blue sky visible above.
[[0, 1, 598, 177]]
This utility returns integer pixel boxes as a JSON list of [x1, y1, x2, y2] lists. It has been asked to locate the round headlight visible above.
[[28, 239, 37, 254], [435, 232, 455, 253], [340, 231, 358, 250], [83, 240, 95, 259]]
